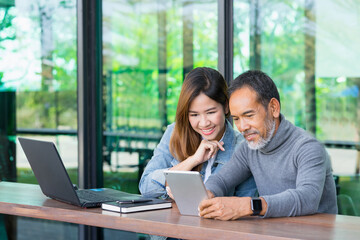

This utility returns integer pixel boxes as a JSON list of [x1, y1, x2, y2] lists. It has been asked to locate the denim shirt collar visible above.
[[214, 119, 236, 165]]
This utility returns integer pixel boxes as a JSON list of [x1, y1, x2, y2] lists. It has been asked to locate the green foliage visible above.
[[1, 0, 358, 144], [315, 77, 358, 141], [17, 167, 140, 194], [0, 72, 3, 88], [16, 91, 77, 129], [233, 1, 250, 77], [259, 1, 305, 126], [1, 2, 77, 130], [250, 1, 359, 142], [0, 7, 15, 42], [17, 167, 77, 185], [193, 7, 217, 69], [338, 176, 360, 216], [104, 1, 219, 129], [165, 5, 184, 123], [104, 171, 140, 194], [103, 7, 163, 131]]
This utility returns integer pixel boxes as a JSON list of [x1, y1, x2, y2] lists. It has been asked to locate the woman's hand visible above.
[[191, 139, 225, 165], [166, 186, 175, 200], [166, 141, 224, 199], [169, 140, 224, 171]]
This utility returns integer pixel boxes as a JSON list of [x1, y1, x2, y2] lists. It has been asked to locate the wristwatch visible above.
[[251, 197, 262, 216]]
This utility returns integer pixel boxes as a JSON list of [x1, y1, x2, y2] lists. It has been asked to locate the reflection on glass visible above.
[[16, 135, 78, 184], [102, 0, 217, 195], [233, 0, 250, 78], [0, 0, 77, 180], [233, 0, 360, 217], [234, 0, 359, 143], [0, 1, 77, 238], [102, 1, 218, 238]]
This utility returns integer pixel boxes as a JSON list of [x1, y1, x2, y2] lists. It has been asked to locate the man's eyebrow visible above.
[[231, 110, 255, 117], [242, 110, 255, 115]]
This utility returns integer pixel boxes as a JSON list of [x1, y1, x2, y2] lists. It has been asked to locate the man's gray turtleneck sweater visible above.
[[205, 114, 337, 217]]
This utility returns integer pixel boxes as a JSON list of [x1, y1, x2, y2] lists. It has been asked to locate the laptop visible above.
[[18, 137, 150, 208]]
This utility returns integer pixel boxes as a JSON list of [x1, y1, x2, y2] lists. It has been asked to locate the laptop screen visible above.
[[18, 137, 81, 206]]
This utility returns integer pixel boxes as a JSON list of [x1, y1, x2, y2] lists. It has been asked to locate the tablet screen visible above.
[[164, 170, 208, 216]]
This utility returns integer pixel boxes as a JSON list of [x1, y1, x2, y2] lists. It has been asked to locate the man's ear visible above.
[[268, 98, 280, 118]]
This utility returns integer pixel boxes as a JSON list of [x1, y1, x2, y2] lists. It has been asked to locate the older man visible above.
[[199, 70, 337, 220]]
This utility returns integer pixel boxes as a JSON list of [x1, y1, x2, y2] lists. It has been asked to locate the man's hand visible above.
[[198, 197, 253, 220]]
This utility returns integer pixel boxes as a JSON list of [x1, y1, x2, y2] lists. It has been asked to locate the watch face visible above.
[[252, 198, 262, 211]]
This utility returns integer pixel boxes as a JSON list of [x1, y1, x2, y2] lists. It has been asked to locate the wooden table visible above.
[[0, 182, 359, 240]]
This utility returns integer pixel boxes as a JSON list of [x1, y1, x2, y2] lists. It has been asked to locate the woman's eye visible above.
[[189, 114, 198, 117], [207, 111, 216, 114]]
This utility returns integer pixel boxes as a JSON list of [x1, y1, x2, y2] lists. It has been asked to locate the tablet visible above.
[[164, 170, 208, 216]]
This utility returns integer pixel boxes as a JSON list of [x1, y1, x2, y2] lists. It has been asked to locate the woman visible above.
[[139, 67, 256, 199]]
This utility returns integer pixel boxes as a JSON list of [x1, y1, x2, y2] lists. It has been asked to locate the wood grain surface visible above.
[[0, 181, 359, 240]]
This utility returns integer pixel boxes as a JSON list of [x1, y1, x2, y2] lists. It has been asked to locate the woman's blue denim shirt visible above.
[[139, 120, 257, 199]]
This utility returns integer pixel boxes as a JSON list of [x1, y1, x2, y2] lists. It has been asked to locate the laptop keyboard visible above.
[[76, 189, 115, 203]]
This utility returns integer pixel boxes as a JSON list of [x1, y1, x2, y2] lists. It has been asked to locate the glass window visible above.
[[102, 1, 218, 237], [102, 0, 217, 192], [234, 0, 306, 126], [1, 1, 359, 239], [0, 0, 78, 180], [233, 0, 360, 216], [0, 0, 78, 238]]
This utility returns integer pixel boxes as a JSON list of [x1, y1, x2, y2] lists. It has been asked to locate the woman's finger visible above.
[[166, 186, 174, 200], [216, 141, 225, 151]]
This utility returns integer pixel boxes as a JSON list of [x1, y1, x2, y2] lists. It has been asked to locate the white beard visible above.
[[247, 118, 276, 150]]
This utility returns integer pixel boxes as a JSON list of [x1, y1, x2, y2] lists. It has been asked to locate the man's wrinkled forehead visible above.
[[230, 85, 264, 107]]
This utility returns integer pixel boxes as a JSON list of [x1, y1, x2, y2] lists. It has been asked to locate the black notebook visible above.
[[102, 199, 172, 213]]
